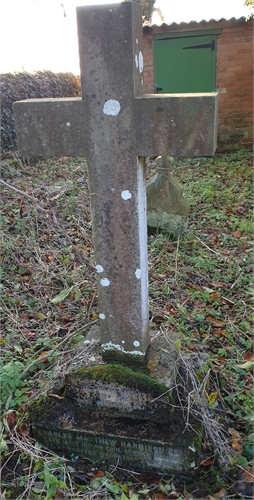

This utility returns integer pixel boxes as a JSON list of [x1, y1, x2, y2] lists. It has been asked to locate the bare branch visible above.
[[0, 178, 51, 213]]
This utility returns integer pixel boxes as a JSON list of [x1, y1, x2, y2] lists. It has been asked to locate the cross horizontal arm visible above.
[[13, 98, 87, 157], [133, 93, 218, 157]]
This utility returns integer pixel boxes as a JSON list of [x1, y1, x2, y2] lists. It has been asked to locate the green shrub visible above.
[[1, 71, 81, 152]]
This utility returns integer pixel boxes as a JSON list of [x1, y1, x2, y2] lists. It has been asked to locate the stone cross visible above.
[[14, 1, 218, 364]]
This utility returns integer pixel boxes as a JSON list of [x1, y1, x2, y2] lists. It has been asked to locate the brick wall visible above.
[[143, 31, 154, 94], [143, 19, 253, 151]]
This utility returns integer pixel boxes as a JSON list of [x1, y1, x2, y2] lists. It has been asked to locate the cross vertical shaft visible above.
[[77, 2, 150, 360]]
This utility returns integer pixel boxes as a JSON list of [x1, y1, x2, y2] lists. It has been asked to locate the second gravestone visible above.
[[14, 1, 218, 471]]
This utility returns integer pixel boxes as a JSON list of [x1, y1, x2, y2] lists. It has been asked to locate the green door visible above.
[[154, 32, 218, 93]]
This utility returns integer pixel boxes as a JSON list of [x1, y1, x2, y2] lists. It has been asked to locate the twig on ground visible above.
[[195, 235, 223, 257], [175, 236, 180, 284], [0, 179, 52, 213], [87, 291, 96, 320], [230, 272, 243, 290]]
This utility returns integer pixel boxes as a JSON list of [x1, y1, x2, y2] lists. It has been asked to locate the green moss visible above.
[[70, 364, 168, 398], [27, 395, 55, 422], [101, 347, 148, 370]]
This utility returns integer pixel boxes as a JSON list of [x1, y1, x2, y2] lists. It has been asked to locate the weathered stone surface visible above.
[[13, 1, 218, 363], [13, 98, 87, 157], [145, 330, 180, 388], [134, 93, 218, 157], [13, 93, 218, 158], [33, 426, 198, 473], [29, 363, 200, 473], [147, 156, 189, 236], [65, 365, 170, 423], [68, 327, 180, 390]]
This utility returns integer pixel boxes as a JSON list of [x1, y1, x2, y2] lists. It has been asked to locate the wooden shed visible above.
[[143, 17, 253, 152]]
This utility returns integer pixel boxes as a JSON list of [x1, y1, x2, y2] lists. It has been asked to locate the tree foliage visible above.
[[244, 0, 254, 19], [123, 0, 156, 21]]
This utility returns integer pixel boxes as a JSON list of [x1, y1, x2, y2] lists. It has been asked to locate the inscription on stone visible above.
[[65, 376, 169, 422], [34, 428, 197, 472]]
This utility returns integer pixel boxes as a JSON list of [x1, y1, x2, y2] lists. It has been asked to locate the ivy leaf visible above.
[[51, 287, 73, 305], [106, 482, 121, 494], [120, 494, 129, 500], [13, 343, 23, 354]]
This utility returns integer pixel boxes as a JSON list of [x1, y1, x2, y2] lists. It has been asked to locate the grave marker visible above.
[[14, 1, 218, 364]]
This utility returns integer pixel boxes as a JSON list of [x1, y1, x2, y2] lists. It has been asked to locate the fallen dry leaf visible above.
[[212, 282, 228, 289], [206, 316, 225, 327], [208, 487, 227, 499], [17, 423, 30, 436], [24, 329, 37, 340], [232, 230, 242, 238], [244, 352, 254, 362], [232, 440, 242, 451], [168, 492, 180, 499], [153, 315, 166, 324], [243, 467, 254, 483], [93, 470, 104, 479], [194, 300, 205, 308], [200, 457, 213, 467], [228, 428, 242, 440], [213, 330, 228, 338], [38, 351, 49, 363], [6, 412, 16, 430], [19, 312, 30, 323], [53, 490, 64, 499], [186, 282, 201, 290]]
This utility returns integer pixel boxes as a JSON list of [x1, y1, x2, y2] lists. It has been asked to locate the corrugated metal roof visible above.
[[143, 16, 247, 28]]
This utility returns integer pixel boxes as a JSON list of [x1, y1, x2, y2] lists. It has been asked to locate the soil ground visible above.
[[0, 149, 253, 499]]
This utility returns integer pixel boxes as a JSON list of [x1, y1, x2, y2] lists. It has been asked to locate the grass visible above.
[[0, 148, 253, 499]]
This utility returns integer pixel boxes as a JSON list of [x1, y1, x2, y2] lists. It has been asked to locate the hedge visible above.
[[0, 71, 81, 152]]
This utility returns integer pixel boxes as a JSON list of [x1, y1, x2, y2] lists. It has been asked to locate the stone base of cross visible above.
[[14, 1, 218, 364]]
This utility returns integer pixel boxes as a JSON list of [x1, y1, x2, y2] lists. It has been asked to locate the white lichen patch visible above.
[[135, 269, 141, 279], [121, 190, 132, 200], [135, 54, 138, 68], [101, 341, 143, 356], [66, 122, 70, 126], [103, 99, 121, 116], [138, 51, 143, 73], [99, 313, 106, 320], [100, 278, 110, 287], [133, 340, 140, 347], [95, 264, 104, 273]]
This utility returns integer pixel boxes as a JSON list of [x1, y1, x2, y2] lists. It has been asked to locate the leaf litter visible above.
[[0, 149, 253, 499]]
